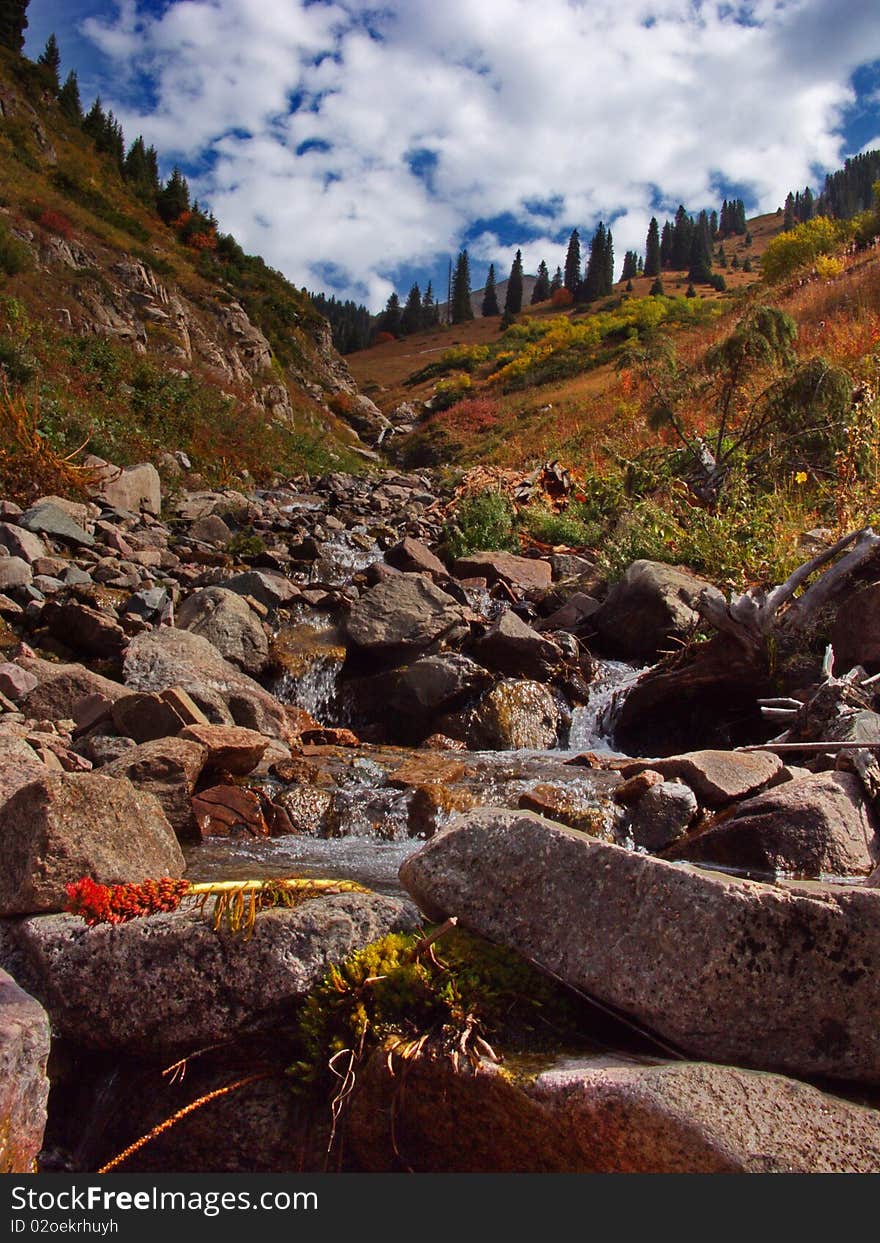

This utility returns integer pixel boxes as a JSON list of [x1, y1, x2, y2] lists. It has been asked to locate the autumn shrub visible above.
[[442, 488, 519, 558], [0, 222, 31, 275], [373, 330, 395, 345], [38, 208, 74, 240], [761, 216, 850, 283], [551, 287, 574, 307]]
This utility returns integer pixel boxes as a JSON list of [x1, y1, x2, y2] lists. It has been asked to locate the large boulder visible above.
[[348, 1049, 880, 1173], [176, 586, 270, 676], [0, 970, 50, 1173], [41, 599, 126, 661], [99, 737, 208, 837], [471, 611, 562, 681], [389, 653, 493, 724], [469, 680, 560, 751], [0, 771, 185, 915], [345, 574, 467, 655], [123, 627, 289, 740], [0, 736, 47, 804], [17, 502, 94, 548], [452, 551, 552, 598], [594, 560, 709, 658], [19, 660, 129, 723], [86, 459, 161, 516], [400, 808, 880, 1083], [620, 750, 783, 809], [670, 772, 879, 877], [0, 894, 420, 1056]]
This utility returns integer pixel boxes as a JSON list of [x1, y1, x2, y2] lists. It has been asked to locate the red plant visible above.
[[38, 208, 74, 240], [66, 876, 190, 925], [373, 331, 395, 345], [551, 287, 574, 307]]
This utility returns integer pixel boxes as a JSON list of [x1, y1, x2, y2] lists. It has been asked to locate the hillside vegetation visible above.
[[0, 47, 371, 502], [350, 200, 880, 590]]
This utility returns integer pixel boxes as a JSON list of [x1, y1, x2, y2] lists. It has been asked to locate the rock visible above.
[[613, 769, 664, 807], [388, 754, 468, 789], [385, 537, 446, 577], [0, 556, 32, 590], [347, 1048, 880, 1173], [0, 735, 46, 805], [41, 599, 127, 661], [831, 582, 880, 671], [110, 688, 210, 743], [176, 586, 270, 676], [518, 783, 611, 836], [0, 522, 45, 564], [389, 653, 493, 723], [191, 783, 268, 836], [17, 502, 95, 548], [620, 750, 783, 809], [627, 781, 698, 852], [300, 727, 360, 747], [223, 570, 299, 609], [120, 586, 169, 620], [86, 459, 161, 516], [188, 514, 232, 546], [594, 560, 709, 658], [0, 894, 420, 1056], [345, 574, 467, 655], [123, 628, 289, 740], [470, 680, 560, 750], [0, 771, 185, 916], [20, 661, 129, 722], [0, 662, 37, 701], [452, 551, 552, 598], [0, 970, 50, 1172], [399, 807, 880, 1083], [472, 611, 562, 681], [274, 785, 336, 835], [538, 592, 601, 633], [99, 737, 208, 837], [670, 772, 879, 877], [178, 723, 269, 776]]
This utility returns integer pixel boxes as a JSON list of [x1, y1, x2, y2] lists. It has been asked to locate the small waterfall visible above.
[[272, 617, 346, 723], [311, 529, 382, 586], [567, 660, 643, 754]]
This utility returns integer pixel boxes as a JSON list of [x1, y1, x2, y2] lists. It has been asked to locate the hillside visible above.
[[0, 48, 381, 500]]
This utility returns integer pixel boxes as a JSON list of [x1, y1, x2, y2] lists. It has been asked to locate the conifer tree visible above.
[[401, 282, 423, 335], [37, 32, 60, 92], [709, 209, 719, 240], [644, 217, 661, 276], [649, 275, 665, 296], [621, 250, 638, 281], [422, 281, 438, 329], [625, 279, 633, 292], [637, 255, 644, 276], [783, 192, 796, 232], [0, 0, 28, 53], [58, 70, 82, 123], [660, 219, 674, 269], [82, 97, 107, 144], [379, 291, 401, 336], [603, 227, 614, 294], [583, 222, 611, 300], [504, 249, 523, 316], [563, 229, 581, 293], [531, 259, 550, 303], [481, 263, 500, 316], [549, 265, 563, 295], [671, 205, 692, 269], [688, 213, 713, 283], [157, 167, 191, 224], [451, 250, 474, 323]]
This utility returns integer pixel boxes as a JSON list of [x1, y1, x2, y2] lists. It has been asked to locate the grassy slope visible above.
[[0, 49, 366, 498]]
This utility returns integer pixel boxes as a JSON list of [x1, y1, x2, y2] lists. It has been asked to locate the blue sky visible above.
[[23, 1, 880, 310]]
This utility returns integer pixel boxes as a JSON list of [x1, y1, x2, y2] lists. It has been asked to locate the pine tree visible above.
[[0, 0, 28, 54], [742, 256, 752, 273], [625, 279, 633, 292], [531, 259, 550, 304], [157, 167, 191, 224], [649, 275, 665, 296], [660, 220, 674, 269], [583, 222, 610, 300], [504, 249, 523, 316], [37, 32, 60, 92], [783, 192, 796, 232], [422, 281, 438, 329], [58, 71, 82, 123], [688, 215, 713, 283], [671, 205, 692, 269], [644, 217, 661, 276], [481, 263, 500, 316], [82, 97, 107, 144], [563, 229, 581, 293], [637, 255, 644, 276], [709, 209, 719, 240], [549, 265, 563, 295], [451, 250, 474, 323], [603, 227, 614, 294], [621, 250, 638, 281], [379, 292, 401, 336], [401, 282, 423, 335]]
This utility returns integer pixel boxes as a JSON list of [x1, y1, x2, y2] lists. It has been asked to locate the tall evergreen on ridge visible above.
[[481, 263, 500, 316], [621, 250, 639, 281], [156, 167, 191, 224], [504, 249, 524, 316], [644, 217, 661, 276], [531, 259, 550, 303], [379, 291, 401, 336], [582, 222, 612, 300], [451, 250, 474, 323], [670, 205, 692, 269], [604, 227, 614, 293], [688, 214, 713, 283], [659, 220, 674, 268], [0, 0, 28, 53], [422, 280, 439, 329], [82, 96, 106, 144], [58, 70, 82, 123], [401, 282, 423, 335], [549, 265, 563, 295], [564, 228, 581, 293], [37, 32, 60, 92]]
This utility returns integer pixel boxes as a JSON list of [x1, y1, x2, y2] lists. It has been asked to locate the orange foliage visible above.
[[551, 287, 574, 307], [38, 208, 74, 240], [373, 331, 396, 345]]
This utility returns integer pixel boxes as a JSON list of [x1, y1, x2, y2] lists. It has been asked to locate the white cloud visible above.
[[83, 0, 880, 307]]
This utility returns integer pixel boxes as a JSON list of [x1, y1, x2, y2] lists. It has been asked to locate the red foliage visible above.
[[437, 396, 502, 434], [38, 208, 74, 240], [373, 331, 396, 345], [188, 229, 217, 251], [66, 876, 190, 925], [551, 287, 574, 307]]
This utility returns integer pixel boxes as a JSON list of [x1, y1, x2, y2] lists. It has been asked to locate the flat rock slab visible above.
[[0, 969, 50, 1172], [621, 749, 782, 808], [400, 808, 880, 1084], [348, 1050, 880, 1173], [20, 661, 129, 723], [669, 771, 880, 877], [452, 551, 552, 597], [345, 574, 466, 652], [0, 771, 185, 915], [178, 724, 269, 776], [99, 737, 208, 837], [0, 894, 420, 1056], [17, 503, 94, 548]]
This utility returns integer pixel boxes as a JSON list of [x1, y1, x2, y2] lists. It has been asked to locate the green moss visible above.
[[287, 927, 585, 1095]]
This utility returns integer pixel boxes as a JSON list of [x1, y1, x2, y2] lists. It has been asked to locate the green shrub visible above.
[[0, 223, 31, 276], [442, 489, 519, 558]]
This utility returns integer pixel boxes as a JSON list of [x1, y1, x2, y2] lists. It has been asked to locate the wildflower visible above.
[[794, 471, 808, 484]]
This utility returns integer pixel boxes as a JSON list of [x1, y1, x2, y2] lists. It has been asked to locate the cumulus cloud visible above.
[[81, 0, 880, 307]]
